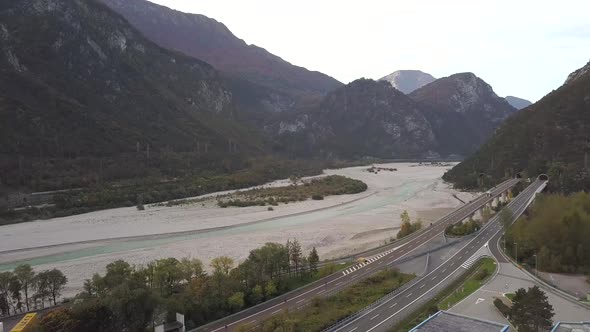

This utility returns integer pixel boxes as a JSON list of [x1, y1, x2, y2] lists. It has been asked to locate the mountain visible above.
[[272, 79, 437, 159], [0, 0, 264, 191], [409, 73, 517, 155], [380, 70, 436, 94], [443, 61, 590, 192], [98, 0, 342, 102], [505, 96, 532, 110]]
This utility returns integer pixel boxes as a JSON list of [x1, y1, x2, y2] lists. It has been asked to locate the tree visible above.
[[228, 292, 245, 312], [290, 239, 303, 277], [14, 264, 35, 311], [0, 272, 12, 315], [250, 284, 264, 304], [510, 286, 554, 332], [308, 247, 320, 274], [179, 257, 205, 284], [38, 307, 78, 332], [210, 256, 234, 276], [400, 210, 411, 224], [499, 208, 513, 230], [103, 260, 132, 288], [264, 280, 277, 299], [46, 269, 67, 305], [153, 258, 181, 294], [32, 271, 51, 308]]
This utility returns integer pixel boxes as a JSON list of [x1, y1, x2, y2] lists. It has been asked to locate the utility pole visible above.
[[514, 242, 518, 264]]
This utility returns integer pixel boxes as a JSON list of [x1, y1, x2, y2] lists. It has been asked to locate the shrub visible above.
[[494, 298, 511, 318], [136, 204, 145, 211], [268, 207, 274, 211], [312, 194, 324, 200]]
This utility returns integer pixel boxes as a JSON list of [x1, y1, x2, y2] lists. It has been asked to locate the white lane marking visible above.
[[296, 299, 305, 304], [419, 284, 425, 289], [317, 289, 326, 294], [362, 182, 540, 332], [349, 328, 358, 332], [336, 281, 343, 286], [390, 302, 397, 308], [406, 293, 413, 298], [248, 320, 256, 325], [370, 314, 380, 321], [271, 309, 281, 315], [441, 268, 447, 273]]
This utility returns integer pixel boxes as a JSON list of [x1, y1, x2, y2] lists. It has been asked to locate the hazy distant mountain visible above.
[[409, 73, 517, 155], [272, 79, 438, 159], [444, 61, 590, 192], [98, 0, 342, 101], [380, 70, 436, 94], [505, 96, 532, 110]]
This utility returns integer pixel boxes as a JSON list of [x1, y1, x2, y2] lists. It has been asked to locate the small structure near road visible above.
[[155, 313, 185, 332], [410, 310, 508, 332], [551, 321, 590, 332]]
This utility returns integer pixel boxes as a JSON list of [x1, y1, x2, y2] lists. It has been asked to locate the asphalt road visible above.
[[328, 179, 546, 332], [194, 178, 520, 332]]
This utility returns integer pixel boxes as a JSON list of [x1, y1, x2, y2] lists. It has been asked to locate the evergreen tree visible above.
[[308, 247, 320, 273], [510, 286, 554, 332]]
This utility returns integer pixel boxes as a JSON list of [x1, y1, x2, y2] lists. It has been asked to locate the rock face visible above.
[[409, 73, 516, 155], [505, 96, 532, 110], [98, 0, 342, 101], [0, 0, 261, 160], [273, 79, 437, 159], [380, 70, 436, 94], [444, 61, 590, 192]]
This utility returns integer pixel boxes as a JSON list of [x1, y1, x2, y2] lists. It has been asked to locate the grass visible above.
[[245, 269, 415, 332], [392, 257, 497, 331], [438, 258, 497, 310], [282, 262, 355, 291], [505, 293, 515, 301]]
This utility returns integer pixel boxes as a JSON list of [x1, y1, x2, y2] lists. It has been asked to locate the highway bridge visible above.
[[194, 178, 520, 332], [324, 177, 547, 332]]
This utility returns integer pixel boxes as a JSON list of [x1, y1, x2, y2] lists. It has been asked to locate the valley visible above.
[[0, 163, 475, 298]]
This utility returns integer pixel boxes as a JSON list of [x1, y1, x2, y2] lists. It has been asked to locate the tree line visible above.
[[38, 240, 326, 331], [396, 210, 423, 240], [0, 264, 67, 316], [506, 192, 590, 273]]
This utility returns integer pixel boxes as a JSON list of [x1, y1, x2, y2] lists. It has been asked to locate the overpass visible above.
[[325, 178, 547, 332], [194, 178, 520, 332]]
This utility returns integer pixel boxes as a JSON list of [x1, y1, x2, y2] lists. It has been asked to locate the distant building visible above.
[[410, 311, 509, 332], [155, 313, 185, 332], [551, 321, 590, 332]]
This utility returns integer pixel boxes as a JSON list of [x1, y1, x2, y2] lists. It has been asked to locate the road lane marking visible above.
[[296, 299, 305, 304], [370, 314, 380, 321], [318, 289, 325, 294], [441, 268, 446, 273], [248, 320, 256, 325], [406, 292, 413, 298], [390, 303, 397, 308], [271, 309, 282, 315], [349, 328, 358, 332], [336, 281, 343, 286], [419, 284, 425, 289]]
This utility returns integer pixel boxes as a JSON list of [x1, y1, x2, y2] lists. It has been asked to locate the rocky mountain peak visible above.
[[564, 60, 590, 86], [379, 70, 435, 94], [505, 96, 532, 110]]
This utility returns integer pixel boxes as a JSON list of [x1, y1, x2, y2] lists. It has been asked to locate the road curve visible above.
[[328, 179, 546, 332], [193, 178, 520, 332]]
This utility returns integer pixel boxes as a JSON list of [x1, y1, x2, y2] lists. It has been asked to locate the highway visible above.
[[194, 178, 519, 332], [327, 178, 546, 332]]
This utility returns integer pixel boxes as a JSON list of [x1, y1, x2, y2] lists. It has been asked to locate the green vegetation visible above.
[[495, 286, 555, 332], [0, 158, 349, 225], [438, 258, 496, 310], [445, 219, 479, 237], [393, 258, 496, 331], [0, 264, 67, 316], [505, 192, 590, 273], [249, 269, 414, 332], [442, 62, 590, 194], [35, 241, 344, 331], [505, 292, 515, 301], [396, 210, 423, 240], [217, 175, 367, 208]]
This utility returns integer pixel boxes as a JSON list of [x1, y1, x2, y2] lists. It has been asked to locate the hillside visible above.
[[272, 79, 437, 159], [0, 0, 264, 191], [409, 73, 517, 155], [380, 70, 436, 94], [505, 96, 532, 110], [443, 61, 590, 192], [98, 0, 342, 102]]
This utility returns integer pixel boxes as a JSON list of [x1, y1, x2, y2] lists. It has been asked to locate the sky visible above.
[[149, 0, 590, 102]]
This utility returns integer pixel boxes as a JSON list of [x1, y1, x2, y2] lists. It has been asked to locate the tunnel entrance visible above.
[[538, 174, 549, 181], [515, 172, 523, 179]]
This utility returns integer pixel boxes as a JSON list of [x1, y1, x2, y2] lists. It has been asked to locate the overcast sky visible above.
[[150, 0, 589, 102]]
